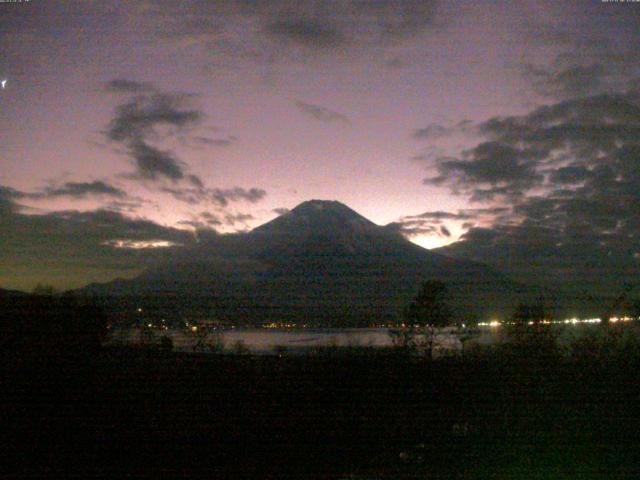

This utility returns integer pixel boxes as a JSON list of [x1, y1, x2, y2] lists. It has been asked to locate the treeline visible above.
[[0, 290, 108, 357]]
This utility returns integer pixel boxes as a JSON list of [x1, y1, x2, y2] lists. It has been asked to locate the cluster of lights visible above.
[[609, 316, 634, 323], [478, 316, 635, 328], [263, 322, 307, 329], [144, 322, 169, 331], [141, 318, 168, 330]]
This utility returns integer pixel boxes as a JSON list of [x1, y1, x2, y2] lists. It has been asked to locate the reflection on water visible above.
[[109, 327, 471, 355]]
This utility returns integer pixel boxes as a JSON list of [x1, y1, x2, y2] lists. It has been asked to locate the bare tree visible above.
[[404, 280, 453, 360]]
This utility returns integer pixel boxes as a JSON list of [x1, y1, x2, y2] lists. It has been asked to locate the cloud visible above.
[[127, 141, 185, 182], [160, 185, 267, 209], [187, 174, 204, 188], [408, 210, 471, 221], [294, 100, 350, 125], [177, 128, 239, 150], [272, 208, 290, 216], [106, 91, 202, 144], [518, 9, 640, 101], [389, 206, 511, 241], [427, 142, 542, 200], [411, 123, 450, 140], [384, 221, 439, 238], [412, 120, 474, 142], [0, 181, 128, 202], [105, 79, 155, 94], [104, 80, 251, 203], [548, 165, 591, 185], [426, 88, 640, 295], [45, 181, 126, 198], [181, 135, 238, 148], [266, 18, 345, 49], [144, 0, 440, 63], [223, 212, 254, 227], [211, 187, 267, 207], [177, 211, 223, 231], [104, 81, 203, 183], [521, 62, 609, 100], [0, 203, 195, 290], [385, 218, 448, 239]]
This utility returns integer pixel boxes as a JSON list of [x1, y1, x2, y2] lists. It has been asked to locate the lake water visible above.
[[108, 327, 492, 355]]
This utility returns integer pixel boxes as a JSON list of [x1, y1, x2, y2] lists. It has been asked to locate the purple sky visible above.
[[1, 0, 639, 291]]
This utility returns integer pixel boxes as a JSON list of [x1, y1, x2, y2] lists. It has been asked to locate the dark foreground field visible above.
[[4, 332, 640, 479]]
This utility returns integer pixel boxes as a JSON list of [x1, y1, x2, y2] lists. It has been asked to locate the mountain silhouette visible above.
[[81, 200, 534, 326]]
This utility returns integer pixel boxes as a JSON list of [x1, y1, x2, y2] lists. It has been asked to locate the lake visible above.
[[107, 327, 492, 355]]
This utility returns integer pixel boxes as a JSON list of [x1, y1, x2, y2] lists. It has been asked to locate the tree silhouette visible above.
[[510, 302, 546, 326], [406, 280, 452, 329], [507, 300, 557, 356], [402, 280, 453, 359], [32, 283, 57, 296], [632, 298, 640, 320], [0, 292, 108, 357]]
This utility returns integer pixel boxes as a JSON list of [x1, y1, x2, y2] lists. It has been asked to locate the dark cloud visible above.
[[409, 210, 471, 221], [224, 212, 254, 226], [427, 90, 640, 202], [0, 203, 195, 290], [389, 206, 511, 242], [178, 133, 239, 150], [428, 88, 640, 296], [104, 81, 203, 183], [273, 207, 290, 215], [522, 62, 609, 100], [548, 165, 592, 185], [45, 181, 126, 198], [412, 120, 473, 141], [411, 124, 449, 140], [0, 185, 28, 201], [105, 90, 202, 144], [294, 100, 350, 125], [385, 219, 448, 239], [438, 221, 639, 300], [211, 187, 267, 207], [127, 141, 185, 182], [160, 186, 202, 205], [1, 181, 128, 202], [384, 221, 439, 238], [187, 174, 204, 188], [427, 142, 542, 200], [105, 200, 146, 214], [145, 0, 440, 61], [105, 79, 155, 94], [200, 211, 222, 226], [160, 185, 267, 209], [267, 18, 344, 49], [201, 135, 237, 147], [177, 211, 222, 230], [520, 18, 640, 101]]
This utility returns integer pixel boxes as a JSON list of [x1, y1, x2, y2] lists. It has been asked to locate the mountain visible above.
[[0, 287, 28, 298], [80, 200, 538, 326]]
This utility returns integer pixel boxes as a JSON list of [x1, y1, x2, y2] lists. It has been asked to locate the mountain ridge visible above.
[[79, 200, 540, 326]]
